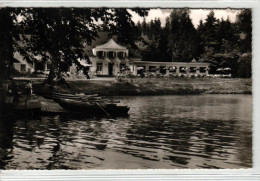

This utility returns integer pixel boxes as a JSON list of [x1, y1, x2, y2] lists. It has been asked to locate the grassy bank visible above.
[[33, 78, 252, 96]]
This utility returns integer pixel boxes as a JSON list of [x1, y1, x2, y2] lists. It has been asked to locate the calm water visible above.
[[0, 95, 252, 169]]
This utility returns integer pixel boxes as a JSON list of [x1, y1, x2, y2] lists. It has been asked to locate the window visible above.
[[96, 63, 103, 72], [149, 66, 157, 72], [190, 67, 197, 73], [108, 51, 114, 59], [200, 67, 206, 73], [47, 63, 51, 71], [169, 66, 176, 73], [20, 64, 26, 72], [180, 67, 187, 73], [118, 52, 125, 59], [137, 66, 146, 75], [97, 51, 103, 59], [160, 66, 166, 74]]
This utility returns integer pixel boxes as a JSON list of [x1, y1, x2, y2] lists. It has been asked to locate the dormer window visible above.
[[118, 52, 125, 59], [108, 51, 114, 59]]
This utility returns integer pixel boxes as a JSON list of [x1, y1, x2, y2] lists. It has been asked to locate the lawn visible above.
[[33, 77, 252, 96]]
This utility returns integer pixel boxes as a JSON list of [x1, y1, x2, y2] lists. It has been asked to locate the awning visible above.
[[80, 62, 92, 67], [224, 67, 231, 71], [137, 67, 144, 70], [77, 58, 92, 67]]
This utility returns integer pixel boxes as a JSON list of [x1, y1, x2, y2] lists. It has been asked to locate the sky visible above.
[[129, 9, 241, 28]]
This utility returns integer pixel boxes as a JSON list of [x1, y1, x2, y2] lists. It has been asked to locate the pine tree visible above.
[[167, 9, 198, 62], [236, 9, 252, 53]]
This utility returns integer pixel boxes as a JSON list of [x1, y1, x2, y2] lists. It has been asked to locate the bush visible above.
[[237, 53, 252, 78]]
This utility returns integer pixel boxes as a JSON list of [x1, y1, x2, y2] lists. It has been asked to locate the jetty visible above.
[[38, 96, 68, 113]]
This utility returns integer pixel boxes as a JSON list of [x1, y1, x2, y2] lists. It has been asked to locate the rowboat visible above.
[[52, 92, 130, 116]]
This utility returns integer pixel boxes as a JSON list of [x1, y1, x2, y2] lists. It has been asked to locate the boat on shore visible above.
[[52, 92, 130, 116]]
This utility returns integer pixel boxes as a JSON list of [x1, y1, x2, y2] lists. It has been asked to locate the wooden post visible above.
[[25, 98, 28, 119], [176, 66, 180, 75], [196, 67, 200, 74]]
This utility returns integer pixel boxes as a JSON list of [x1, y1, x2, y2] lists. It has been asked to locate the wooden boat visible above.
[[52, 92, 130, 116]]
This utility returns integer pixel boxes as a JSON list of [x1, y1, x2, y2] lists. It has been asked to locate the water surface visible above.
[[0, 94, 252, 169]]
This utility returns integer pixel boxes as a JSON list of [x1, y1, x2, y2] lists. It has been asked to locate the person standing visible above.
[[25, 80, 33, 98]]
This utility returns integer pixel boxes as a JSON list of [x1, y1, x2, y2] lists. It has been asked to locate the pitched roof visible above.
[[94, 39, 127, 50]]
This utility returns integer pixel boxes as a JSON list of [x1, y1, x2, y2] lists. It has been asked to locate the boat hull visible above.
[[57, 99, 130, 116]]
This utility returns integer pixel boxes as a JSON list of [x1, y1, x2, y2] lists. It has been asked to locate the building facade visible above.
[[88, 39, 210, 76], [88, 39, 132, 76], [131, 60, 210, 76], [13, 52, 34, 73]]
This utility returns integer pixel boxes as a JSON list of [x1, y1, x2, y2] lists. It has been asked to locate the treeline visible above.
[[0, 8, 252, 81], [135, 9, 252, 78]]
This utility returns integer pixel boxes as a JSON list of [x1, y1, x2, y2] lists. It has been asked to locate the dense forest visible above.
[[0, 8, 252, 81], [135, 9, 252, 78]]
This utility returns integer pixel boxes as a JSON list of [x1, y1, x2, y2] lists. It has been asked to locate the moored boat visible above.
[[52, 92, 130, 116]]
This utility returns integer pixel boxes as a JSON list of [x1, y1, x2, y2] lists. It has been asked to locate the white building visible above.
[[131, 60, 210, 76], [88, 38, 210, 76], [89, 38, 131, 76], [13, 52, 34, 73]]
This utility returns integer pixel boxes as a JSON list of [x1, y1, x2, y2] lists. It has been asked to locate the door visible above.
[[108, 63, 114, 75]]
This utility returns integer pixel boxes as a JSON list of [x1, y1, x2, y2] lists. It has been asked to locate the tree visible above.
[[167, 9, 198, 62], [198, 11, 221, 72], [237, 53, 251, 78], [0, 8, 16, 80], [141, 18, 148, 35], [217, 17, 236, 53], [197, 19, 205, 57], [136, 20, 142, 36], [235, 9, 252, 78], [199, 11, 219, 54], [12, 8, 147, 84], [109, 8, 147, 49], [198, 9, 252, 78], [235, 9, 252, 53], [136, 18, 172, 62]]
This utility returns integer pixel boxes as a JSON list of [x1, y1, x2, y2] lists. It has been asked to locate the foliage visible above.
[[197, 9, 252, 77], [0, 8, 252, 80], [0, 8, 16, 80], [3, 8, 147, 84], [236, 53, 251, 78], [136, 9, 252, 78], [235, 9, 252, 53], [167, 9, 198, 62], [136, 17, 172, 62]]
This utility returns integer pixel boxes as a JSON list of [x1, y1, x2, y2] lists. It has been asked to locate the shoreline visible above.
[[33, 78, 252, 97]]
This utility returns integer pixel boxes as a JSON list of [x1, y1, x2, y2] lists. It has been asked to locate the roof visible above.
[[94, 39, 127, 50], [191, 58, 197, 63], [132, 61, 210, 66]]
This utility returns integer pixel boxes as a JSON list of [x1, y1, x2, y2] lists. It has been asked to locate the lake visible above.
[[0, 94, 252, 169]]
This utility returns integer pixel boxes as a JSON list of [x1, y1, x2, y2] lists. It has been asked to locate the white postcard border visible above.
[[0, 0, 259, 180]]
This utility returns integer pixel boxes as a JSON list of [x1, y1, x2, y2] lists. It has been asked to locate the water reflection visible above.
[[0, 95, 252, 169]]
